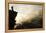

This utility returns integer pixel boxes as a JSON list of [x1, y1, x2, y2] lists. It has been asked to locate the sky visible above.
[[9, 4, 42, 13]]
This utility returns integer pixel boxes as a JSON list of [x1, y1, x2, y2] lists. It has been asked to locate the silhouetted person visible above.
[[9, 6, 17, 30]]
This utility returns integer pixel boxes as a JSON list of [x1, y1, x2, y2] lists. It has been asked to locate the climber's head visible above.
[[11, 6, 14, 11]]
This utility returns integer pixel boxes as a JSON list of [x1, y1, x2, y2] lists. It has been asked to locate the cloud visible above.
[[9, 4, 42, 25]]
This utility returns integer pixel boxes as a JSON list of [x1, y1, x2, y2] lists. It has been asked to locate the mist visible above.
[[9, 4, 43, 25]]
